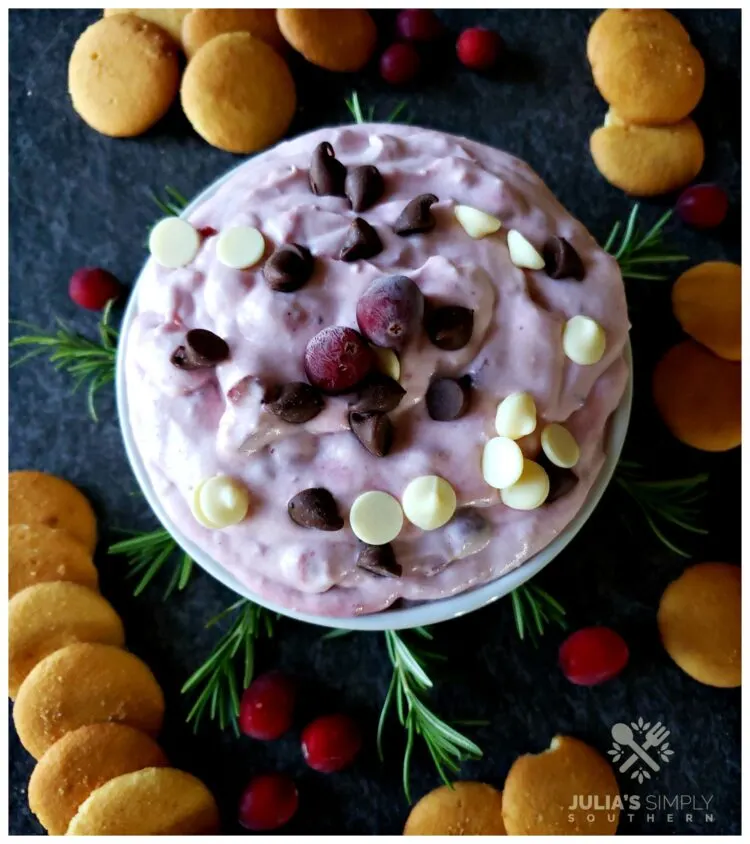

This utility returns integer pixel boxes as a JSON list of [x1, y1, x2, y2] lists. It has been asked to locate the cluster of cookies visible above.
[[8, 470, 219, 835], [653, 260, 741, 451], [68, 9, 377, 153], [405, 735, 620, 835], [588, 9, 706, 196]]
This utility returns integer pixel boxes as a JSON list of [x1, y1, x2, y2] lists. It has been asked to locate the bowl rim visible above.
[[116, 157, 632, 632]]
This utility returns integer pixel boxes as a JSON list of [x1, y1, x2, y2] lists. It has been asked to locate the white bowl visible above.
[[116, 160, 632, 632]]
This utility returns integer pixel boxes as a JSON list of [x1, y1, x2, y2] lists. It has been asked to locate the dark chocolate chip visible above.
[[340, 217, 383, 262], [349, 411, 393, 457], [357, 543, 402, 578], [309, 141, 346, 197], [171, 329, 230, 369], [350, 373, 406, 413], [425, 377, 471, 421], [538, 453, 579, 503], [424, 305, 474, 350], [288, 488, 344, 531], [264, 382, 324, 423], [543, 236, 585, 281], [394, 193, 439, 236], [345, 164, 384, 213], [263, 243, 314, 293]]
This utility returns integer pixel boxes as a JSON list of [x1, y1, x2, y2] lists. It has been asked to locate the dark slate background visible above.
[[9, 8, 741, 836]]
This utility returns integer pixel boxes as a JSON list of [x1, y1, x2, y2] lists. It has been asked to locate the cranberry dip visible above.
[[123, 124, 629, 617]]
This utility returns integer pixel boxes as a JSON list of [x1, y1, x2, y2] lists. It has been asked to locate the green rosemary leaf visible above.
[[320, 627, 354, 640], [510, 584, 566, 645], [615, 462, 708, 557], [605, 204, 689, 281], [377, 672, 398, 762], [181, 600, 274, 732], [10, 306, 118, 422], [387, 100, 408, 123], [382, 630, 482, 801]]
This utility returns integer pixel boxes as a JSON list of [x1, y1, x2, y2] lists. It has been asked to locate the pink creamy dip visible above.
[[124, 124, 630, 617]]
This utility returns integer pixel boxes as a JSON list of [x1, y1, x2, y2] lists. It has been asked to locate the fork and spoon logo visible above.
[[608, 718, 675, 783]]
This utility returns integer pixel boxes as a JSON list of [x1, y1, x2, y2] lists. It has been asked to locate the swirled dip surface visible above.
[[124, 124, 629, 617]]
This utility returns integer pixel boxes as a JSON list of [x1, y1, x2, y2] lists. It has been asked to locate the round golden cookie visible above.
[[276, 9, 377, 72], [9, 582, 125, 698], [182, 9, 286, 59], [9, 471, 97, 553], [14, 642, 164, 760], [9, 523, 98, 598], [589, 21, 704, 125], [29, 723, 168, 836], [181, 32, 296, 154], [66, 767, 220, 835], [652, 340, 741, 452], [590, 116, 704, 196], [658, 562, 741, 688], [672, 262, 741, 362], [68, 15, 180, 138], [587, 9, 690, 66], [503, 735, 620, 835], [404, 782, 505, 835], [103, 8, 190, 46]]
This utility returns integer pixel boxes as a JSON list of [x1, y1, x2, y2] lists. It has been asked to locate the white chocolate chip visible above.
[[495, 392, 537, 439], [563, 315, 606, 365], [349, 490, 403, 545], [371, 346, 401, 381], [481, 437, 524, 490], [454, 204, 502, 239], [216, 226, 265, 270], [149, 217, 200, 268], [194, 475, 250, 529], [507, 229, 545, 270], [500, 459, 550, 510], [402, 475, 457, 531], [541, 423, 580, 468], [191, 481, 219, 529]]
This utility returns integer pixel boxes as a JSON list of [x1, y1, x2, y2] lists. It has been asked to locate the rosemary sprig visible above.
[[149, 185, 189, 217], [108, 527, 193, 599], [604, 204, 689, 280], [10, 300, 118, 422], [510, 584, 567, 645], [615, 460, 708, 557], [181, 600, 275, 734], [346, 90, 409, 125], [380, 628, 483, 802]]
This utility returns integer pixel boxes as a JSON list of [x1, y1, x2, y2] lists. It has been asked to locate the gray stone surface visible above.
[[9, 8, 740, 835]]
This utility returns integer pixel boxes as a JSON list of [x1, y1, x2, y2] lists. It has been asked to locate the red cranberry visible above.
[[559, 627, 629, 686], [456, 27, 504, 71], [356, 275, 424, 350], [380, 42, 421, 86], [68, 267, 122, 311], [304, 326, 373, 394], [396, 9, 444, 42], [238, 773, 298, 831], [198, 226, 218, 238], [301, 714, 362, 773], [239, 671, 295, 740], [676, 184, 729, 229]]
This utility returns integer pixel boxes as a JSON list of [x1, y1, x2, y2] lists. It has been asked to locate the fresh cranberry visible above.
[[559, 627, 629, 686], [238, 773, 298, 831], [198, 225, 218, 238], [356, 275, 424, 350], [301, 714, 362, 773], [456, 27, 504, 71], [68, 267, 122, 311], [380, 42, 422, 86], [304, 326, 373, 394], [676, 184, 729, 229], [396, 9, 444, 42], [239, 671, 295, 740]]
